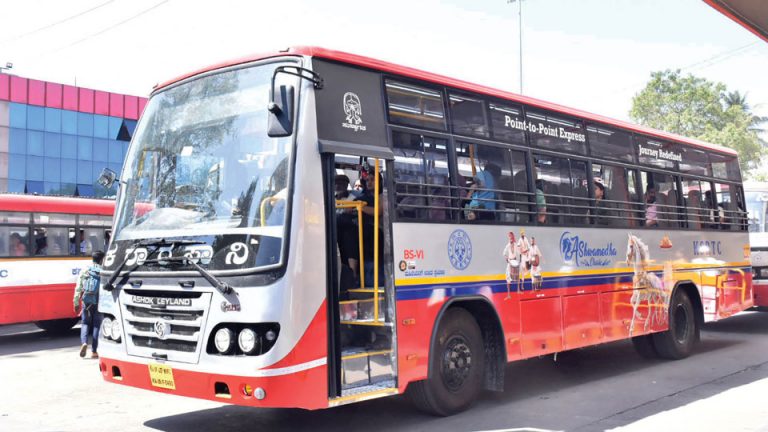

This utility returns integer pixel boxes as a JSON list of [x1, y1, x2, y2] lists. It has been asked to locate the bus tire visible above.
[[408, 307, 485, 416], [651, 290, 697, 360], [631, 334, 659, 359], [34, 318, 79, 334]]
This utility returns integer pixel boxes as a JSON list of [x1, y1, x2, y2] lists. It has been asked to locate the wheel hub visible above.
[[441, 336, 472, 391]]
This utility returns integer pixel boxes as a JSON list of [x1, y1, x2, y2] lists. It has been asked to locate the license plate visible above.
[[148, 363, 176, 390]]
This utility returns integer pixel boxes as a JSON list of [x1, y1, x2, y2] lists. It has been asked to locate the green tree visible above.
[[630, 70, 764, 175]]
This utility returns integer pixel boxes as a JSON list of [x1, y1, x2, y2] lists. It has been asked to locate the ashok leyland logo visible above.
[[342, 92, 366, 132], [447, 229, 472, 270]]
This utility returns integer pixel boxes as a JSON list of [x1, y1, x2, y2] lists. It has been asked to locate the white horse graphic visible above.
[[625, 233, 669, 335]]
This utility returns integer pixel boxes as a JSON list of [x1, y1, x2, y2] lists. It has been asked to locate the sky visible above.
[[0, 0, 766, 124]]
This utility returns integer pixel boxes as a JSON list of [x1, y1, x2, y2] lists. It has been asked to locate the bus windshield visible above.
[[113, 62, 295, 243], [746, 191, 768, 233]]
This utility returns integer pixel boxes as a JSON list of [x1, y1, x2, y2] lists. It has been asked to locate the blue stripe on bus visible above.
[[394, 266, 750, 301]]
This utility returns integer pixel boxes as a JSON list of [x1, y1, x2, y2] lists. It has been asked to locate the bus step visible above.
[[330, 379, 398, 407], [341, 349, 395, 392]]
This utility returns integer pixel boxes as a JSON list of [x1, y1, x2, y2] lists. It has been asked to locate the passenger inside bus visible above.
[[645, 186, 658, 227], [465, 163, 500, 221], [10, 232, 27, 257], [335, 174, 360, 284], [593, 181, 613, 225], [535, 179, 547, 224]]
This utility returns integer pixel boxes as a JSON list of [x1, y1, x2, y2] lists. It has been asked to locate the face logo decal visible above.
[[342, 92, 367, 132]]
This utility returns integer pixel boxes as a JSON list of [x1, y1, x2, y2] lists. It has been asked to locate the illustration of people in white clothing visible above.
[[503, 231, 519, 298], [517, 229, 531, 290], [529, 237, 543, 291]]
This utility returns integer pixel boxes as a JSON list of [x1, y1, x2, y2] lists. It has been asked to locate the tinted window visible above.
[[385, 80, 446, 131], [680, 178, 710, 230], [455, 143, 529, 223], [526, 110, 586, 154], [0, 226, 29, 257], [710, 152, 741, 181], [449, 93, 488, 137], [641, 171, 682, 228], [637, 136, 680, 170], [533, 154, 588, 225], [592, 163, 631, 227], [587, 124, 634, 162], [679, 146, 710, 176], [391, 131, 451, 220], [489, 102, 526, 145]]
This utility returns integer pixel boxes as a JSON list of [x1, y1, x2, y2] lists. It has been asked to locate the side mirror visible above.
[[267, 84, 295, 138], [98, 168, 119, 189]]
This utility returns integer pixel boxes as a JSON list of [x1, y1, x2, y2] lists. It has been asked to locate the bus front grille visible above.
[[120, 291, 212, 364]]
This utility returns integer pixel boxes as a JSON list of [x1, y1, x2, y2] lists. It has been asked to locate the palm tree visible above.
[[724, 90, 768, 148]]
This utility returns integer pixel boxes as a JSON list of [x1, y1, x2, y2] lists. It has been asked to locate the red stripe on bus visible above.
[[0, 194, 114, 215], [0, 283, 77, 324], [100, 357, 328, 409]]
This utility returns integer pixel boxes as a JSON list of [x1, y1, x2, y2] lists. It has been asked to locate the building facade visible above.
[[0, 74, 147, 197]]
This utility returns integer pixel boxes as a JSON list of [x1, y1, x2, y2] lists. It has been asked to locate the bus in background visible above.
[[745, 182, 768, 306], [0, 194, 114, 333], [97, 47, 752, 415]]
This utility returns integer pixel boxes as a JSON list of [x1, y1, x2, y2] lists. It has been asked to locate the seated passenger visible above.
[[466, 163, 500, 221], [10, 232, 27, 257], [645, 186, 658, 227], [593, 181, 613, 225], [535, 179, 547, 224]]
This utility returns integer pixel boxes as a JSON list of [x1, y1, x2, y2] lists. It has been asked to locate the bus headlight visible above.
[[214, 328, 234, 353], [265, 330, 276, 342], [111, 319, 122, 341], [101, 317, 113, 339], [238, 328, 258, 354]]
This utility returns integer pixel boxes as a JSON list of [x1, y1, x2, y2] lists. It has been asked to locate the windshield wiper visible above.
[[138, 255, 238, 298], [103, 238, 206, 291]]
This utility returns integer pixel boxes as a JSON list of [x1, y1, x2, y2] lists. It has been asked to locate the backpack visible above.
[[81, 265, 101, 305]]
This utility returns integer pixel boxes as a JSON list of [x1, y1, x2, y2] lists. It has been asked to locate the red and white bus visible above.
[[0, 194, 114, 332], [98, 47, 752, 415], [745, 182, 768, 306]]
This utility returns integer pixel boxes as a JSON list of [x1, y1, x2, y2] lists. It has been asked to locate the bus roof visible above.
[[0, 194, 114, 215], [154, 46, 738, 157]]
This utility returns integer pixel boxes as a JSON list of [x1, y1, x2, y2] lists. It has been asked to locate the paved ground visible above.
[[1, 310, 768, 432]]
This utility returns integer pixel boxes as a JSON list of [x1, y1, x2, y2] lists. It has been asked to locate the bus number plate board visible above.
[[148, 363, 176, 390]]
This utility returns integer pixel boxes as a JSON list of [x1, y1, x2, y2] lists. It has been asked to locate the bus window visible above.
[[489, 102, 526, 145], [679, 146, 711, 177], [0, 211, 30, 224], [627, 169, 644, 227], [449, 93, 488, 138], [33, 213, 76, 225], [497, 149, 531, 224], [1, 227, 30, 257], [637, 136, 679, 171], [711, 153, 741, 182], [391, 131, 451, 220], [641, 171, 682, 228], [681, 178, 713, 230], [33, 226, 71, 256], [591, 163, 630, 227], [455, 142, 505, 222], [533, 154, 573, 225], [715, 183, 740, 231], [586, 124, 634, 163], [526, 110, 586, 155], [385, 80, 446, 131], [81, 228, 105, 255]]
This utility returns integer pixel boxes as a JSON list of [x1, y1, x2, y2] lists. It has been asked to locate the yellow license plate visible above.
[[148, 363, 176, 390]]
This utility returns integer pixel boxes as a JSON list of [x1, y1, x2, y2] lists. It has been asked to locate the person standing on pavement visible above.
[[73, 250, 105, 358]]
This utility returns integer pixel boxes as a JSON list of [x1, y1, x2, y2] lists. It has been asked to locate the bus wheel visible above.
[[631, 334, 658, 359], [34, 318, 79, 334], [651, 290, 697, 360], [408, 308, 484, 416]]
